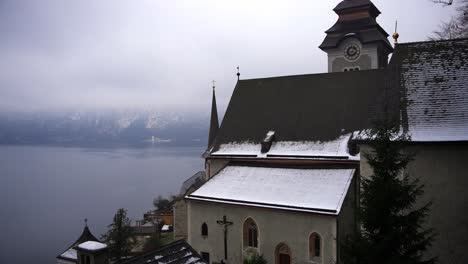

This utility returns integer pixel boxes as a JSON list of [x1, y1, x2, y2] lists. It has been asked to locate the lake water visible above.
[[0, 145, 204, 264]]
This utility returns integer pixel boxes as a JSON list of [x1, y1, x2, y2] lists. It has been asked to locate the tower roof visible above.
[[320, 0, 392, 52], [334, 0, 380, 14], [57, 225, 100, 261], [208, 86, 219, 148]]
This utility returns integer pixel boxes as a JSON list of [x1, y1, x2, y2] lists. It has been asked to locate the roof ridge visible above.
[[239, 68, 386, 82], [397, 37, 468, 46]]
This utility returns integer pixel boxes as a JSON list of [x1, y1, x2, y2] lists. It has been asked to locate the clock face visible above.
[[344, 44, 360, 61]]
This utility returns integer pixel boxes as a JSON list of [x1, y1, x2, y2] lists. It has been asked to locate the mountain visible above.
[[0, 110, 209, 147]]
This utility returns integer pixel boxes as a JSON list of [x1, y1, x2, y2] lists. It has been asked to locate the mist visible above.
[[0, 0, 457, 113]]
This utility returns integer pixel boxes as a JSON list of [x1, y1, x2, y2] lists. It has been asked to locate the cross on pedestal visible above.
[[216, 215, 233, 261]]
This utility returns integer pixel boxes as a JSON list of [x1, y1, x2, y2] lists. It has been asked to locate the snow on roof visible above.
[[60, 248, 77, 260], [188, 165, 355, 215], [395, 39, 468, 142], [78, 241, 107, 251], [211, 133, 359, 160]]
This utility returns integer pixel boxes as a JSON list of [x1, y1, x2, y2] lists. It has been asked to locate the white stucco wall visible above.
[[188, 200, 337, 264]]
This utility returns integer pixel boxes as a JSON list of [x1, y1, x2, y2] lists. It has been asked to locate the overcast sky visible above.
[[0, 0, 458, 114]]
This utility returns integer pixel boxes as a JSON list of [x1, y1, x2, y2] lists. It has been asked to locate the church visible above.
[[174, 0, 468, 264]]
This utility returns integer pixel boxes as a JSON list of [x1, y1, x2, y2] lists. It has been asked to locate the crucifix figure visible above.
[[217, 215, 233, 261]]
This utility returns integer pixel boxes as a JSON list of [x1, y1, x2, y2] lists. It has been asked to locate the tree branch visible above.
[[432, 0, 454, 5]]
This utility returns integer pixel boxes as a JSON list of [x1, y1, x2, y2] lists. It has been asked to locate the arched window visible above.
[[243, 218, 258, 248], [201, 222, 208, 236], [309, 232, 321, 261]]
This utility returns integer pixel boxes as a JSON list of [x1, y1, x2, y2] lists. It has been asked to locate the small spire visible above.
[[236, 66, 240, 80], [392, 20, 399, 45], [212, 80, 216, 92], [84, 218, 88, 227], [208, 81, 219, 149]]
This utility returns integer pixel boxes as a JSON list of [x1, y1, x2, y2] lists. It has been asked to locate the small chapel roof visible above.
[[77, 241, 107, 252], [57, 225, 100, 261], [187, 165, 355, 215]]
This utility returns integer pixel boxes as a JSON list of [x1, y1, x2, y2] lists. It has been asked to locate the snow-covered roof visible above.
[[211, 133, 359, 160], [77, 241, 107, 251], [60, 248, 77, 260], [187, 165, 355, 215], [57, 225, 100, 261], [161, 225, 171, 231], [392, 38, 468, 142], [120, 239, 207, 264]]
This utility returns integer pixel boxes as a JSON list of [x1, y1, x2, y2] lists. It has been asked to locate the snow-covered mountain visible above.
[[0, 110, 209, 146]]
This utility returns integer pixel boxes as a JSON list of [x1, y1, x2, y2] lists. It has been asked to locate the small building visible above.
[[144, 207, 174, 226], [57, 223, 100, 264], [76, 241, 108, 264]]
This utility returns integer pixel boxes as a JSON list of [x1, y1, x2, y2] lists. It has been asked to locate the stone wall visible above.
[[173, 198, 188, 241]]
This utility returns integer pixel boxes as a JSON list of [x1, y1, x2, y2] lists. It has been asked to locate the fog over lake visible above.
[[0, 145, 204, 264]]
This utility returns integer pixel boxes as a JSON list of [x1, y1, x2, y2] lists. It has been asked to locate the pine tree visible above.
[[343, 121, 436, 264], [101, 208, 134, 262]]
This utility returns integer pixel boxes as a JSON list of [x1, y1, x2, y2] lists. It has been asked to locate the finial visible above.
[[84, 218, 88, 227], [236, 66, 240, 80], [392, 20, 399, 45], [212, 80, 216, 92]]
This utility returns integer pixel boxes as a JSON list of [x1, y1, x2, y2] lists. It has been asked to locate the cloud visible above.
[[0, 0, 457, 113]]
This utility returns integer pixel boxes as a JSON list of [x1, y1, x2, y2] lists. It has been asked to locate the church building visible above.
[[177, 1, 468, 264]]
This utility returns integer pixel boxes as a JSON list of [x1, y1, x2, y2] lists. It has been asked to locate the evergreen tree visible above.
[[102, 208, 134, 262], [343, 122, 436, 264]]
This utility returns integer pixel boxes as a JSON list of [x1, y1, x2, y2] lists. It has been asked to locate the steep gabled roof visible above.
[[392, 38, 468, 141], [209, 69, 395, 157]]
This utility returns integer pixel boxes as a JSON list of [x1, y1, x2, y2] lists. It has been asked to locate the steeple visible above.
[[319, 0, 393, 72], [208, 81, 219, 148]]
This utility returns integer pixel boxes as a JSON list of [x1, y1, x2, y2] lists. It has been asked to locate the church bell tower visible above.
[[319, 0, 393, 72]]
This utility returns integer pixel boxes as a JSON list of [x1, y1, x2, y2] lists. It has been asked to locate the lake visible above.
[[0, 145, 204, 264]]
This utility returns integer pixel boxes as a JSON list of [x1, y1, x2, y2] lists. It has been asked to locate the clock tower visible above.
[[319, 0, 393, 72]]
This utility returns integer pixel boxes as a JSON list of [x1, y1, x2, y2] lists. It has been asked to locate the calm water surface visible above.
[[0, 145, 204, 264]]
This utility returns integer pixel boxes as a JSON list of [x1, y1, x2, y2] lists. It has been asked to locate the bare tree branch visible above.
[[430, 0, 468, 39], [432, 0, 454, 5]]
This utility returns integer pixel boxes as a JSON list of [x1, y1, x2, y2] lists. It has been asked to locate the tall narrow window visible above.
[[243, 218, 258, 248], [309, 233, 321, 261], [201, 222, 208, 236], [248, 222, 258, 247]]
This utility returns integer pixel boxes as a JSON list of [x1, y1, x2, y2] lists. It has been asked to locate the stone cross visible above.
[[216, 215, 233, 261]]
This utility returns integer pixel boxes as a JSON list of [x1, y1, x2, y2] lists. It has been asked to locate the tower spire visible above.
[[393, 20, 400, 45], [208, 81, 219, 149]]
